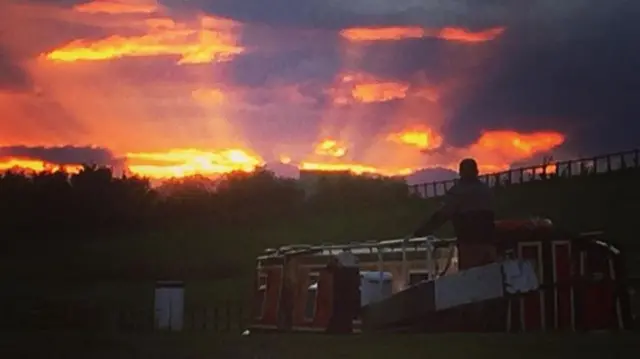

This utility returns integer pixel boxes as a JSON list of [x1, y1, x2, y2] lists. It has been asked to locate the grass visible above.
[[1, 174, 640, 358], [1, 331, 639, 359], [2, 170, 640, 324]]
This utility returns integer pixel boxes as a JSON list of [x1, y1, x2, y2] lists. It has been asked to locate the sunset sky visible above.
[[0, 0, 638, 181]]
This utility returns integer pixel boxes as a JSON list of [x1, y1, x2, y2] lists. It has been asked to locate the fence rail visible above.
[[409, 148, 640, 198], [0, 301, 247, 332], [2, 278, 640, 332], [3, 291, 640, 333]]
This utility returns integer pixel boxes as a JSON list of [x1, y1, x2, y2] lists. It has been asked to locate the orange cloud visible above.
[[386, 128, 444, 151], [0, 1, 564, 182], [437, 27, 506, 43], [192, 88, 226, 105], [340, 26, 426, 42], [299, 127, 565, 178], [352, 81, 409, 103], [464, 130, 566, 172], [45, 13, 245, 64], [314, 139, 348, 158], [340, 26, 505, 43], [331, 73, 409, 104]]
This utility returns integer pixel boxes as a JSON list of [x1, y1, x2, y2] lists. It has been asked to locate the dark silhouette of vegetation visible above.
[[1, 157, 639, 282], [0, 165, 413, 281], [0, 165, 411, 237], [1, 159, 639, 332]]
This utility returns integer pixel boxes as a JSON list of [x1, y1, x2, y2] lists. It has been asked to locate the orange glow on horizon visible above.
[[0, 128, 565, 180], [299, 161, 416, 177], [0, 159, 82, 174], [126, 148, 263, 178]]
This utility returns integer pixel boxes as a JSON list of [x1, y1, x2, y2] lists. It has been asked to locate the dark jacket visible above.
[[416, 178, 495, 243]]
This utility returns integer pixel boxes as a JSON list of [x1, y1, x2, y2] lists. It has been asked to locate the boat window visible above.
[[253, 273, 267, 319], [304, 273, 320, 321], [409, 272, 430, 286]]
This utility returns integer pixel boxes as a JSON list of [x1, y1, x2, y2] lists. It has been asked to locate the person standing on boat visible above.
[[411, 158, 497, 270]]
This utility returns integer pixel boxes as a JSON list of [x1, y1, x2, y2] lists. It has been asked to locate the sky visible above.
[[0, 0, 638, 182]]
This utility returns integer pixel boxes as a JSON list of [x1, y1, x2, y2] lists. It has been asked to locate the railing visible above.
[[0, 301, 247, 332], [409, 148, 640, 198]]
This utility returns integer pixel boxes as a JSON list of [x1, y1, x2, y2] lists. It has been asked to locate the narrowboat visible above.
[[248, 219, 634, 333]]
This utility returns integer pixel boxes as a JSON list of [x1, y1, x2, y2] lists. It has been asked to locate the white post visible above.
[[401, 237, 408, 290], [425, 236, 435, 281], [377, 247, 384, 300], [154, 281, 184, 331]]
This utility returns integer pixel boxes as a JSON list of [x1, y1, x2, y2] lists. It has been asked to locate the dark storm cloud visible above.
[[222, 26, 342, 88], [0, 47, 32, 91], [160, 0, 515, 29], [0, 145, 118, 166], [349, 38, 499, 84], [443, 2, 640, 154], [27, 0, 90, 6], [224, 49, 340, 87]]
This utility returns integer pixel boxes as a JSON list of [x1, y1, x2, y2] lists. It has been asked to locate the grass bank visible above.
[[1, 331, 638, 359]]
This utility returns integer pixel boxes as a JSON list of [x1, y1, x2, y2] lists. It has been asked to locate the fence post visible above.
[[147, 310, 153, 332], [226, 300, 232, 331], [237, 303, 244, 330], [214, 305, 219, 332], [203, 307, 208, 331]]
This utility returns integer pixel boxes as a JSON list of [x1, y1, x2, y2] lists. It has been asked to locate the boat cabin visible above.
[[248, 219, 633, 333]]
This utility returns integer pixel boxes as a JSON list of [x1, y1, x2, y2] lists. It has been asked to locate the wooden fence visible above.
[[409, 148, 640, 198], [3, 285, 639, 332], [1, 301, 248, 332]]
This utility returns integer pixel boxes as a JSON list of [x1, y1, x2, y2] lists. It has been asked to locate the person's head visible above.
[[459, 158, 479, 179]]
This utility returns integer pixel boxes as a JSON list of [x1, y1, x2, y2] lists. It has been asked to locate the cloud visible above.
[[44, 14, 245, 64], [340, 26, 504, 43], [220, 44, 341, 88], [442, 1, 640, 155], [0, 47, 32, 91], [28, 0, 90, 6], [159, 0, 514, 29], [73, 0, 159, 14], [1, 0, 635, 181], [0, 145, 119, 166]]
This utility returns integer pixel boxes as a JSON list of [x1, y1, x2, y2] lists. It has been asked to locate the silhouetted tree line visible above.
[[1, 161, 639, 283], [0, 164, 412, 239]]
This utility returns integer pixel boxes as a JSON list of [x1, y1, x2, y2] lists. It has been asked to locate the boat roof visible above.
[[256, 219, 606, 260], [257, 236, 456, 260]]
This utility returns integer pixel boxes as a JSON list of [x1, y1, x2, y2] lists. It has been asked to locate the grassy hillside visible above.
[[2, 331, 639, 359], [1, 169, 638, 321]]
